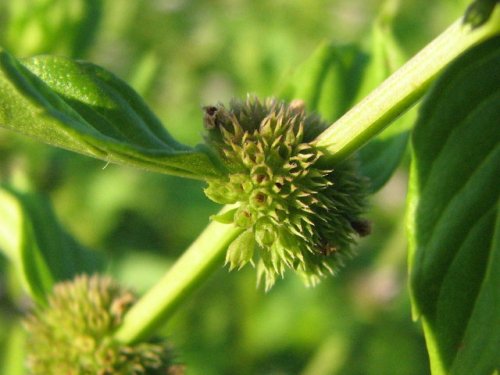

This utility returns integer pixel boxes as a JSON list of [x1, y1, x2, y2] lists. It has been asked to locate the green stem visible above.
[[314, 8, 500, 162], [114, 209, 243, 343]]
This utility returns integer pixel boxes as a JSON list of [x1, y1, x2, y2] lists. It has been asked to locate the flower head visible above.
[[24, 274, 179, 375], [203, 97, 369, 289]]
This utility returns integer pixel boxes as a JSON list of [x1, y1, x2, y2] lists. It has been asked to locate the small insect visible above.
[[318, 241, 338, 256], [203, 105, 219, 130], [289, 99, 305, 112], [350, 219, 372, 237]]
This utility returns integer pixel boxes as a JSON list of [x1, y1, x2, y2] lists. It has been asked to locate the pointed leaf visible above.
[[0, 186, 103, 305], [408, 36, 500, 375], [0, 49, 224, 180]]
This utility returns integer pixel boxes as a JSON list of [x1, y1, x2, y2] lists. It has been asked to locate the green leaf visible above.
[[0, 49, 224, 180], [408, 36, 500, 375], [281, 20, 411, 192], [280, 42, 366, 125], [0, 186, 103, 305]]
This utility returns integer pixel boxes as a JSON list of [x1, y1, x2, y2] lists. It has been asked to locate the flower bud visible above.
[[204, 97, 369, 290], [24, 274, 179, 375]]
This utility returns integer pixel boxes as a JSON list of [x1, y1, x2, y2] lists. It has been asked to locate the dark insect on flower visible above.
[[319, 242, 338, 256], [203, 105, 220, 129], [203, 96, 369, 290], [350, 219, 372, 237]]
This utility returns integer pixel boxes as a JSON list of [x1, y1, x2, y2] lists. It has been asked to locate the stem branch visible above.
[[114, 211, 243, 343], [315, 9, 500, 162]]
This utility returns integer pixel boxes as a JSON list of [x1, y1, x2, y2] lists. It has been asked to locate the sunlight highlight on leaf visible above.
[[0, 49, 224, 180]]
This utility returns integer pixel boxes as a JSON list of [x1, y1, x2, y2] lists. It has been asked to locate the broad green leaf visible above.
[[0, 49, 224, 180], [0, 186, 103, 305], [281, 20, 411, 192], [408, 36, 500, 375]]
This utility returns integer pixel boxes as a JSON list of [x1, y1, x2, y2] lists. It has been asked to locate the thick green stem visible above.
[[114, 211, 243, 343], [315, 8, 500, 162]]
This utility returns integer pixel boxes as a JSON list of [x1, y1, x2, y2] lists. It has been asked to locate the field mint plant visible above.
[[0, 1, 499, 374]]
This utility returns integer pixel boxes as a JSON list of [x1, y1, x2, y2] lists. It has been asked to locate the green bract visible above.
[[204, 97, 369, 289], [24, 274, 178, 375]]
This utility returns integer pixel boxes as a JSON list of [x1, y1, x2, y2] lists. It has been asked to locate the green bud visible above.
[[226, 229, 256, 270], [24, 274, 180, 375], [201, 97, 368, 289], [254, 217, 277, 247], [203, 96, 369, 290]]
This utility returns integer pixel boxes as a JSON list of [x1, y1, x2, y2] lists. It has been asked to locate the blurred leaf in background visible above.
[[0, 0, 473, 373], [2, 0, 102, 57], [0, 186, 103, 305]]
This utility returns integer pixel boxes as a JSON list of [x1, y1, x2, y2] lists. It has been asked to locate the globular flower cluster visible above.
[[203, 97, 369, 289], [24, 274, 179, 375]]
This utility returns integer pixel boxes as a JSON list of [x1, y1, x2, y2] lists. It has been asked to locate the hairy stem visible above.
[[315, 8, 500, 162], [114, 210, 243, 343]]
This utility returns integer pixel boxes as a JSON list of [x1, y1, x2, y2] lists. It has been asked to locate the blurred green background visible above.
[[0, 0, 470, 373]]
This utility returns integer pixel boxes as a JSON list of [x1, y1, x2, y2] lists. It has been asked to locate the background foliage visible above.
[[0, 0, 474, 373]]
